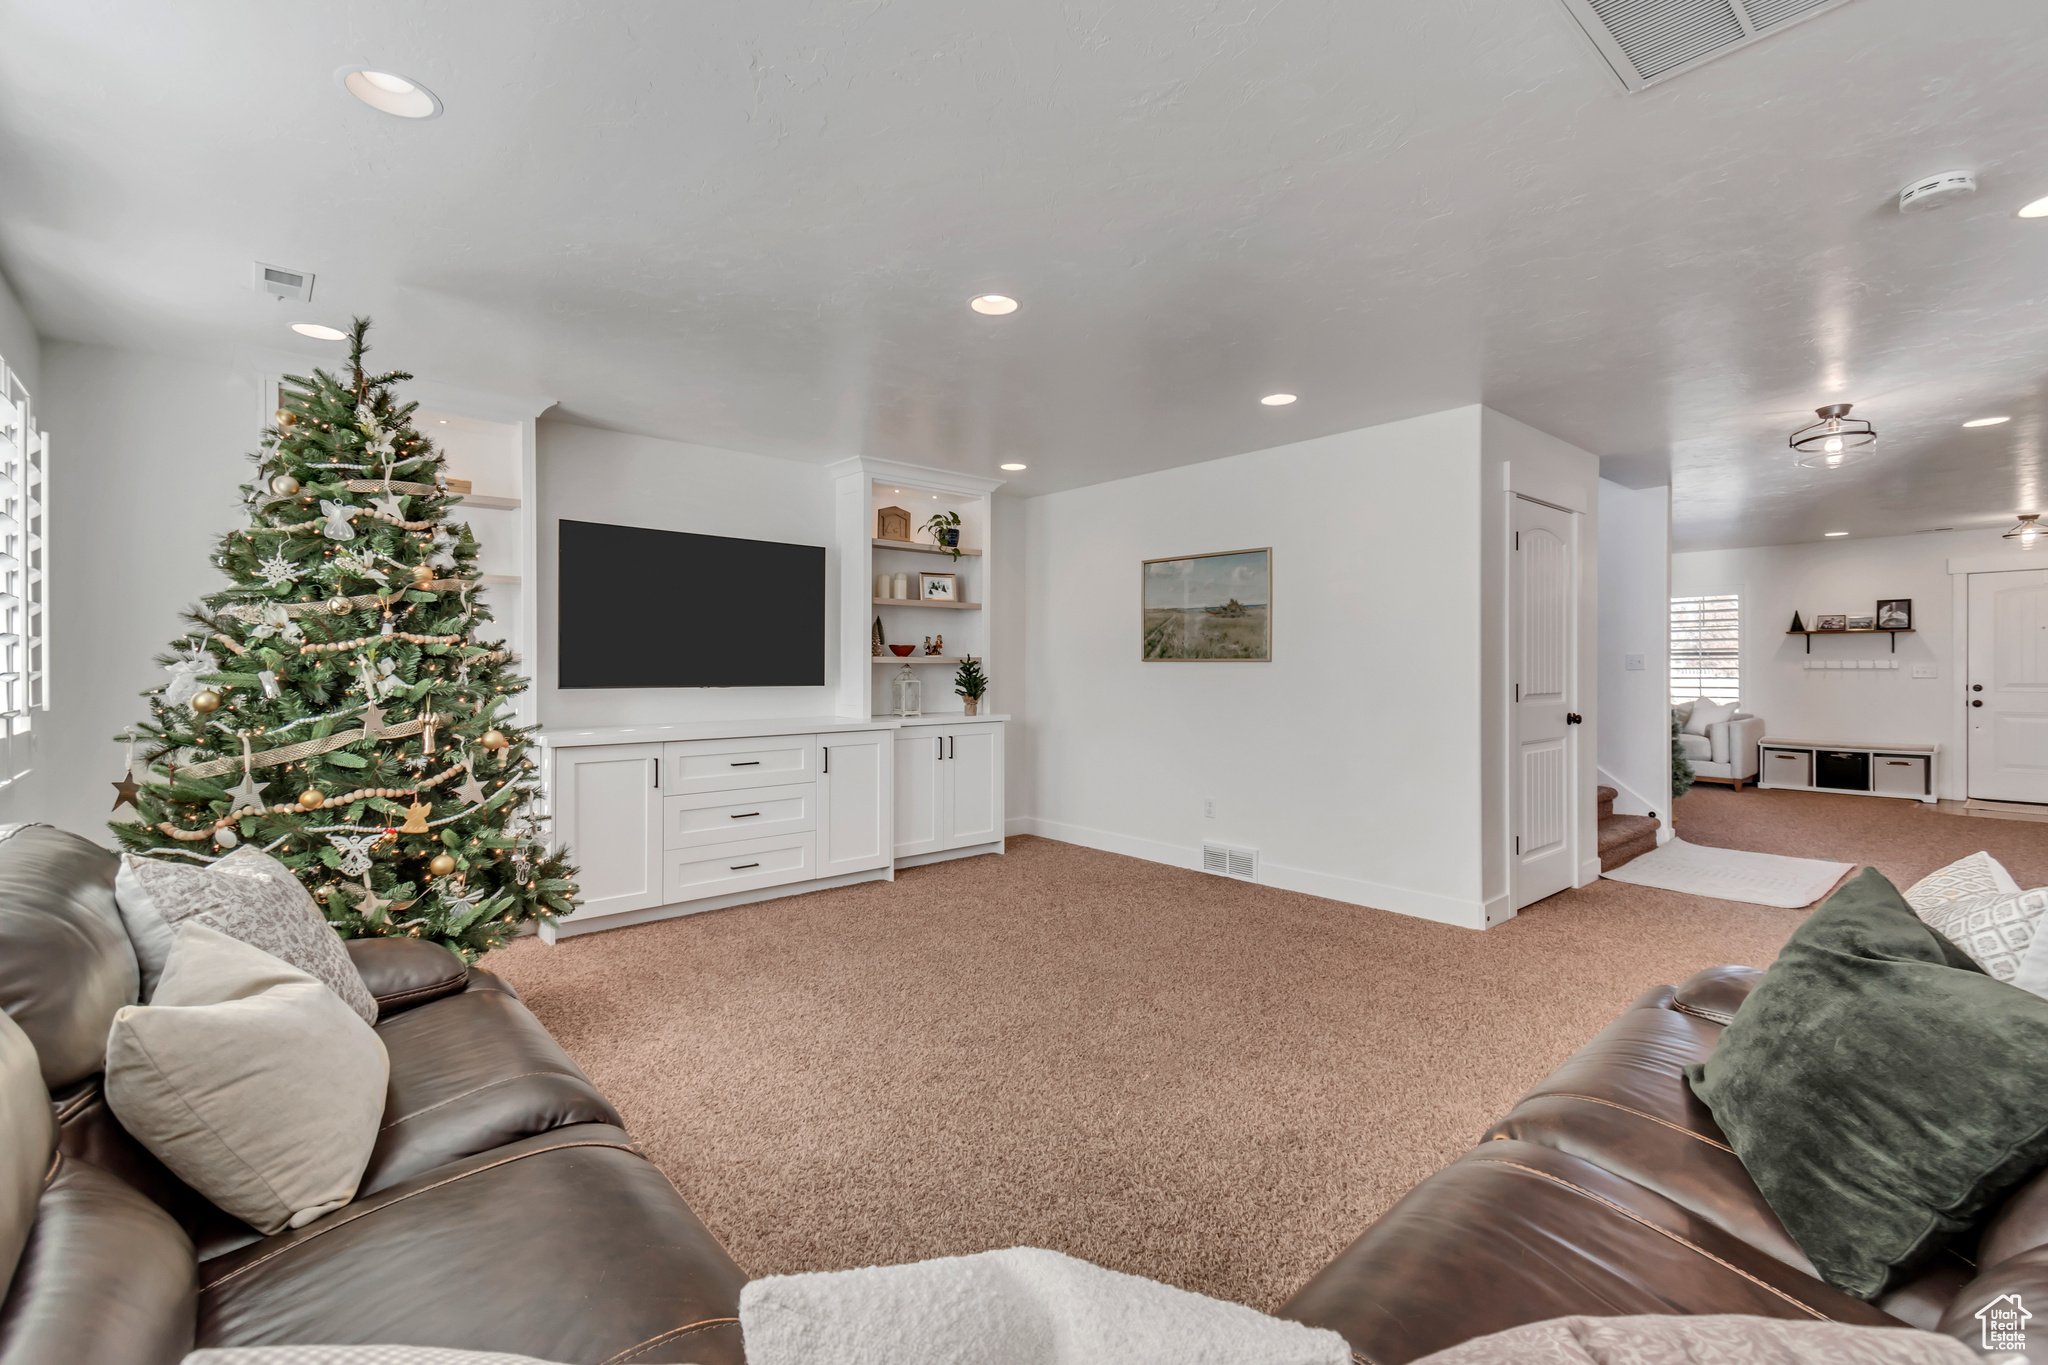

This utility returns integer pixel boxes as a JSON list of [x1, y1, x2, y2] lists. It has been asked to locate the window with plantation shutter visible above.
[[1671, 594, 1740, 706], [0, 355, 46, 786]]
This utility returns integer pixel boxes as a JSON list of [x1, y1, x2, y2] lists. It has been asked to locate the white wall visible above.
[[1598, 480, 1672, 822], [1012, 405, 1595, 930], [0, 269, 37, 395], [1673, 527, 2028, 800], [534, 419, 841, 729], [0, 343, 258, 842]]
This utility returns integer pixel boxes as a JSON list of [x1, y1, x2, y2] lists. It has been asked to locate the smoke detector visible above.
[[1898, 171, 1976, 215], [253, 262, 315, 302]]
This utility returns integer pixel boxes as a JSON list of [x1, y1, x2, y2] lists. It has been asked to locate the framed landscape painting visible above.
[[1142, 548, 1271, 661]]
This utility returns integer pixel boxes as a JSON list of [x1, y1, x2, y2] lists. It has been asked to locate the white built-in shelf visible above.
[[872, 654, 971, 664], [872, 597, 980, 610], [455, 493, 521, 511], [478, 574, 521, 586], [872, 539, 980, 557]]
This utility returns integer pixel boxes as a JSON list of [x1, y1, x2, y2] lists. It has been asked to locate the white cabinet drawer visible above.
[[663, 783, 816, 849], [663, 833, 816, 904], [1874, 754, 1929, 797], [662, 735, 815, 795], [1762, 748, 1812, 787]]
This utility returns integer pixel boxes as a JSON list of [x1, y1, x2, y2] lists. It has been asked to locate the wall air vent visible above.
[[1201, 842, 1258, 881], [1555, 0, 1857, 90], [252, 262, 315, 302]]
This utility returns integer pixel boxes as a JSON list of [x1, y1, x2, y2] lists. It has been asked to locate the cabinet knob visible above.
[[1973, 699, 1984, 707]]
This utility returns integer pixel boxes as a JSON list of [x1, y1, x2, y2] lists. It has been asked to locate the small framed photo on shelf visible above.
[[1877, 598, 1912, 629], [1815, 614, 1848, 632], [1847, 615, 1875, 631], [919, 572, 958, 602]]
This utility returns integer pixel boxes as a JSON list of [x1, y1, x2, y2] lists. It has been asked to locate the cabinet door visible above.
[[818, 730, 892, 877], [943, 725, 1003, 848], [550, 744, 662, 920], [893, 728, 945, 858]]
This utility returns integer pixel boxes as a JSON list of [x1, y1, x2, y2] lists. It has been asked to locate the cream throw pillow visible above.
[[1683, 699, 1739, 735], [1903, 850, 2022, 912], [117, 847, 377, 1023], [1915, 886, 2048, 986], [104, 924, 388, 1234]]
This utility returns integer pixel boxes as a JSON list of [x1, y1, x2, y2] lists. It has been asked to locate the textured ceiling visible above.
[[1, 0, 2045, 549]]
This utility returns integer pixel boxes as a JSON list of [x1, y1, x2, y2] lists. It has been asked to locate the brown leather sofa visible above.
[[1277, 965, 2033, 1361], [0, 824, 746, 1365]]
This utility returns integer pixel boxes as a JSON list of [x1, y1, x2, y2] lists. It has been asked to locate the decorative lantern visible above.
[[891, 663, 921, 717]]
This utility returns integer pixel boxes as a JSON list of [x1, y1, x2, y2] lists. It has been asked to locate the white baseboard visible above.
[[1597, 767, 1666, 821], [1012, 816, 1489, 931], [1577, 856, 1602, 887], [543, 866, 893, 942], [895, 840, 1005, 870]]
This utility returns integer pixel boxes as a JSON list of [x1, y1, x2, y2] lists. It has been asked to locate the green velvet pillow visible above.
[[1686, 866, 2048, 1300]]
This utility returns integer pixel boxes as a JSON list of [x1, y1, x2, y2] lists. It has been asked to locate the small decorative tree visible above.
[[110, 318, 578, 959], [954, 656, 988, 714], [1671, 712, 1696, 801]]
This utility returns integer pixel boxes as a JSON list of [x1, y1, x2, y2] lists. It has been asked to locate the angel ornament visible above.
[[161, 644, 214, 707], [319, 500, 357, 541], [328, 833, 381, 878]]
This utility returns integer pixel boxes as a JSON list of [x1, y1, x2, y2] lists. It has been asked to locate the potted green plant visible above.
[[921, 509, 963, 559], [954, 656, 988, 716]]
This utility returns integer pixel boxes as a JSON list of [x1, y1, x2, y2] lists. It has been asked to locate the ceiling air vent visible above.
[[252, 262, 315, 302], [1556, 0, 1857, 90], [1201, 842, 1258, 882]]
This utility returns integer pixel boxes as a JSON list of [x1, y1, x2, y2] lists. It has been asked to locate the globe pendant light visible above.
[[1790, 403, 1877, 469], [2003, 513, 2043, 546]]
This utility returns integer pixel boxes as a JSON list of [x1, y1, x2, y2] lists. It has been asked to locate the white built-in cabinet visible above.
[[542, 716, 1002, 939]]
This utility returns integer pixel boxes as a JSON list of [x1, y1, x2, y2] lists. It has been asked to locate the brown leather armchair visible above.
[[0, 825, 746, 1365]]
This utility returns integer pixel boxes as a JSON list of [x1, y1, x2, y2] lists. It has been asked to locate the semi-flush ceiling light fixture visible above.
[[999, 463, 1026, 471], [1824, 531, 1849, 537], [336, 66, 442, 119], [1260, 393, 1297, 406], [1964, 416, 2012, 427], [2019, 196, 2048, 219], [1790, 403, 1876, 468], [969, 295, 1018, 315], [291, 322, 347, 340], [2004, 513, 2043, 544]]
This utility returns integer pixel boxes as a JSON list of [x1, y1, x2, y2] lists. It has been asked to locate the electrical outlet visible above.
[[1624, 653, 1645, 671], [1203, 798, 1216, 820], [1913, 664, 1937, 679]]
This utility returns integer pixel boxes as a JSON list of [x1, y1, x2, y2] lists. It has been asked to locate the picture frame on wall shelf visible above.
[[1877, 598, 1912, 629], [919, 572, 958, 602], [1847, 615, 1875, 631], [1142, 547, 1272, 661], [1815, 614, 1847, 632]]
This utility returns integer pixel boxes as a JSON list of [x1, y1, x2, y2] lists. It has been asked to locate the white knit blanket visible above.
[[737, 1247, 1352, 1365]]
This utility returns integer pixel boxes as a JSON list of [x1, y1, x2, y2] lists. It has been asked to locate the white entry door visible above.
[[1512, 496, 1580, 909], [1969, 569, 2048, 803]]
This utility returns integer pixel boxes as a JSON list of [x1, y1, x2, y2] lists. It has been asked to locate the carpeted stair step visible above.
[[1598, 812, 1660, 873], [1597, 785, 1616, 821]]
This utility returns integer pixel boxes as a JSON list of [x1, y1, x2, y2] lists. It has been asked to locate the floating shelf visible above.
[[477, 574, 521, 586], [872, 597, 980, 610], [872, 654, 971, 664], [454, 493, 521, 511], [1786, 628, 1914, 654], [872, 538, 980, 557]]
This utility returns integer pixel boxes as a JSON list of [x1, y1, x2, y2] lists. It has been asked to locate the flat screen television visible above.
[[557, 519, 825, 688]]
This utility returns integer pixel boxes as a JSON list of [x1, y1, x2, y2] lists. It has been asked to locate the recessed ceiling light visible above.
[[438, 419, 448, 424], [336, 66, 442, 120], [1824, 531, 1849, 537], [291, 323, 347, 340], [1964, 416, 2012, 427], [969, 295, 1018, 315], [1261, 393, 1297, 406], [999, 463, 1026, 471], [2019, 195, 2048, 219]]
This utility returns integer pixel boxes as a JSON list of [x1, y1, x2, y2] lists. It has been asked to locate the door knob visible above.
[[1565, 713, 1583, 725]]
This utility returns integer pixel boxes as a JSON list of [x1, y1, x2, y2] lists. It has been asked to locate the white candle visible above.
[[892, 572, 909, 599]]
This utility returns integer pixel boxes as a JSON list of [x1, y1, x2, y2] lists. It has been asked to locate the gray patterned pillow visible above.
[[1917, 886, 2048, 985], [1903, 850, 2021, 912], [116, 848, 376, 1024]]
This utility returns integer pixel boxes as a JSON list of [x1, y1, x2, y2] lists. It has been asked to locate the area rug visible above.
[[1601, 837, 1854, 908]]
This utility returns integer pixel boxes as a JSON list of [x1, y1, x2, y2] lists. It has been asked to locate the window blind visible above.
[[1671, 594, 1739, 706], [0, 357, 47, 789]]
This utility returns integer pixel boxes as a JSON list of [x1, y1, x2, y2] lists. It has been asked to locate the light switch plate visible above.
[[1624, 653, 1645, 671], [1913, 665, 1937, 679]]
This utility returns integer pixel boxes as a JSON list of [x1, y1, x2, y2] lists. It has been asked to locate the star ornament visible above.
[[455, 760, 487, 806], [225, 766, 271, 813], [110, 774, 142, 811]]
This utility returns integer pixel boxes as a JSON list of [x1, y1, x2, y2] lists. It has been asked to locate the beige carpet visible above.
[[483, 785, 2048, 1312]]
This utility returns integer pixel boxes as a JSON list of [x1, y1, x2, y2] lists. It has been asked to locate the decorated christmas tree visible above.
[[110, 318, 577, 958]]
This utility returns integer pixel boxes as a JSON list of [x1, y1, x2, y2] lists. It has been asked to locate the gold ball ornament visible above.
[[189, 689, 222, 714], [297, 788, 326, 811], [327, 596, 352, 615], [274, 409, 297, 428], [270, 474, 300, 496], [412, 564, 435, 585], [428, 853, 457, 877], [479, 729, 509, 752]]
